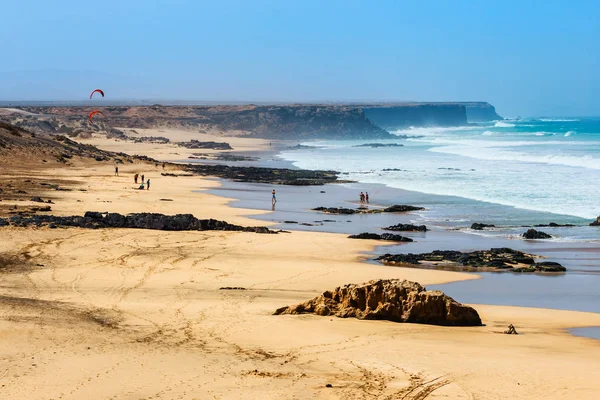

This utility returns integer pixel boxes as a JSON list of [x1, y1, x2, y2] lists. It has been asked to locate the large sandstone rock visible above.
[[274, 279, 482, 326]]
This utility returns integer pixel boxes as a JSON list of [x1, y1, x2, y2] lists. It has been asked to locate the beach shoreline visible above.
[[2, 130, 600, 399]]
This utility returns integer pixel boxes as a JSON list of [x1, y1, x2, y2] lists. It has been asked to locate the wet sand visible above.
[[208, 177, 600, 332]]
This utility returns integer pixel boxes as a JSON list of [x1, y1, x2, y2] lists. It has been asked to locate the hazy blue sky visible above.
[[1, 0, 598, 116]]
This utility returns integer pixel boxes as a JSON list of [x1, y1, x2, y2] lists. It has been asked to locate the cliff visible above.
[[362, 103, 467, 130], [459, 102, 503, 122], [1, 101, 502, 140], [4, 105, 391, 140]]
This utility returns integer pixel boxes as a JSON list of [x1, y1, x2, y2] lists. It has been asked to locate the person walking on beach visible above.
[[115, 166, 119, 176], [141, 174, 145, 183], [272, 189, 276, 204], [134, 173, 139, 184], [365, 192, 369, 204], [146, 179, 150, 190]]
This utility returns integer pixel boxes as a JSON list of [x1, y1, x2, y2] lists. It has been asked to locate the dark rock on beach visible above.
[[348, 232, 413, 242], [312, 207, 357, 215], [185, 164, 342, 186], [382, 205, 424, 213], [352, 143, 404, 148], [274, 279, 482, 326], [471, 223, 496, 230], [177, 140, 233, 150], [522, 229, 552, 239], [383, 223, 427, 232], [534, 222, 576, 227], [0, 212, 275, 234], [589, 216, 600, 226], [312, 205, 424, 215], [376, 247, 565, 273]]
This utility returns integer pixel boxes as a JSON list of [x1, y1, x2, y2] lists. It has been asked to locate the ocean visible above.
[[278, 117, 600, 243]]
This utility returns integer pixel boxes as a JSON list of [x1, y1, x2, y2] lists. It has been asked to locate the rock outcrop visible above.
[[590, 216, 600, 226], [533, 222, 575, 227], [0, 212, 275, 233], [177, 140, 232, 150], [383, 205, 424, 213], [185, 164, 342, 186], [352, 143, 404, 148], [274, 279, 482, 326], [522, 229, 552, 239], [471, 223, 496, 230], [383, 223, 428, 232], [376, 248, 566, 273], [348, 233, 413, 242], [312, 205, 424, 215]]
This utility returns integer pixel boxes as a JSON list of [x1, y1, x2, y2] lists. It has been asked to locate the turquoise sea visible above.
[[278, 117, 600, 243]]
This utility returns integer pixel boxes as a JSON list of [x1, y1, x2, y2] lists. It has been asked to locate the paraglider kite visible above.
[[89, 89, 104, 99], [89, 110, 104, 124]]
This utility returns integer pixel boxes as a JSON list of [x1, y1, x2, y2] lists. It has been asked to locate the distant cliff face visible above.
[[362, 104, 468, 130], [459, 102, 503, 122], [2, 102, 501, 140], [197, 105, 392, 139], [7, 105, 391, 140]]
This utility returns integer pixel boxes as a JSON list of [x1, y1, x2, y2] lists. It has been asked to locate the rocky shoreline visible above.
[[312, 205, 424, 215], [0, 212, 275, 234], [376, 248, 566, 273], [183, 164, 344, 185]]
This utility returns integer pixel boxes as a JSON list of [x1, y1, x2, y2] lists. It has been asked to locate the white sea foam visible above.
[[392, 125, 480, 136], [494, 121, 515, 127], [565, 130, 576, 137], [429, 145, 600, 169], [481, 131, 494, 136], [539, 118, 580, 122], [408, 137, 598, 147]]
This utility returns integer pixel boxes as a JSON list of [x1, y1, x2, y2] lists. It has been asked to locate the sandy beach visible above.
[[2, 134, 600, 399]]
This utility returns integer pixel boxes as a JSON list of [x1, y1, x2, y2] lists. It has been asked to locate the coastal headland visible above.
[[1, 113, 600, 400]]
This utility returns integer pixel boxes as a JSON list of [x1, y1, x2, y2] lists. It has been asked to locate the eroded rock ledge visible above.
[[383, 223, 428, 232], [348, 232, 413, 242], [184, 164, 342, 186], [376, 248, 566, 273], [312, 205, 424, 215], [0, 212, 275, 233], [274, 279, 482, 326]]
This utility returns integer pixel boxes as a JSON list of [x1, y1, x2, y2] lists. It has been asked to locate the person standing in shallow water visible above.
[[115, 166, 119, 176], [365, 192, 369, 204], [360, 192, 364, 203], [272, 189, 276, 204]]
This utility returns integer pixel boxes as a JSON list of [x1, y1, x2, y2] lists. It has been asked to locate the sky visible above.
[[1, 0, 599, 117]]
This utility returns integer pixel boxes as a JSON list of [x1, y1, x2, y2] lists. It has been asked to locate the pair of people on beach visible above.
[[138, 179, 150, 190], [360, 191, 369, 204]]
